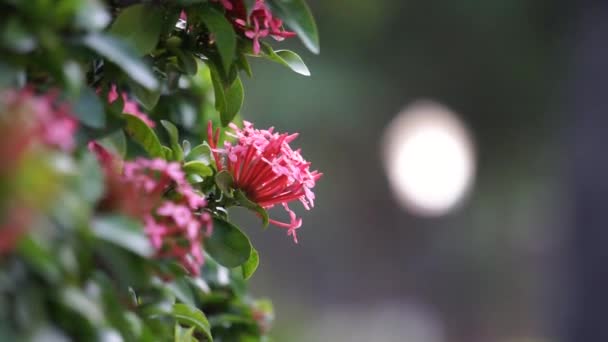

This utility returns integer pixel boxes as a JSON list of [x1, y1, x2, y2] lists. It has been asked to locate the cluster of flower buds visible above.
[[90, 143, 212, 275], [208, 121, 321, 243]]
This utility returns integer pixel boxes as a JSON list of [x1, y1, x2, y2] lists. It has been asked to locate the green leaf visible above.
[[161, 120, 184, 161], [183, 161, 213, 177], [200, 4, 237, 71], [91, 215, 154, 257], [241, 248, 259, 280], [98, 130, 127, 158], [185, 143, 212, 164], [166, 277, 195, 307], [269, 0, 320, 54], [129, 79, 161, 110], [206, 218, 252, 268], [17, 237, 61, 283], [234, 190, 269, 228], [124, 114, 164, 158], [73, 87, 106, 128], [171, 304, 212, 342], [274, 50, 311, 76], [222, 76, 244, 126], [82, 33, 158, 89], [214, 171, 234, 197], [176, 50, 198, 76], [77, 153, 105, 204], [174, 324, 196, 342], [109, 4, 163, 56], [259, 44, 310, 76]]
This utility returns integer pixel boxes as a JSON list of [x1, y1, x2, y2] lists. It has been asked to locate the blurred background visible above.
[[235, 1, 586, 341]]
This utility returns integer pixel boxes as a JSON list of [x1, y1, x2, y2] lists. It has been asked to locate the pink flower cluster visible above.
[[107, 85, 155, 127], [213, 0, 296, 54], [89, 143, 212, 275], [208, 121, 321, 243], [0, 88, 77, 151]]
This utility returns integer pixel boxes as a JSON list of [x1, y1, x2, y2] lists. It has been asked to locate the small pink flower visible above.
[[0, 88, 78, 152], [107, 85, 155, 127], [89, 143, 212, 275], [208, 121, 321, 243], [225, 0, 295, 54]]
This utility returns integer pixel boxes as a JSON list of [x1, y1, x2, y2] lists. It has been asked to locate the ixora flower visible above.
[[208, 121, 321, 243], [89, 142, 212, 275], [213, 0, 296, 54], [0, 88, 77, 151], [106, 84, 155, 127]]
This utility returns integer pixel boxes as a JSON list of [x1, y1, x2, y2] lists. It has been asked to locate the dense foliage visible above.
[[0, 0, 320, 340]]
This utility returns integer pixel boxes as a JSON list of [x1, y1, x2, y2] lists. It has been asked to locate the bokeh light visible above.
[[382, 100, 475, 216]]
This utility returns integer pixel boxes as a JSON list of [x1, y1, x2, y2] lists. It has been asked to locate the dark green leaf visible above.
[[269, 0, 320, 54], [176, 50, 198, 76], [200, 4, 237, 71], [109, 4, 163, 56], [171, 304, 212, 341], [241, 248, 259, 280], [82, 33, 158, 89], [91, 215, 154, 257], [124, 114, 164, 157], [73, 87, 106, 128], [221, 76, 244, 126], [161, 120, 184, 161], [183, 161, 213, 177], [206, 218, 252, 268]]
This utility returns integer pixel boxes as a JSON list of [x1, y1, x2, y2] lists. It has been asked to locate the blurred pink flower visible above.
[[107, 85, 155, 127], [0, 88, 77, 151], [208, 121, 321, 243], [89, 142, 212, 275]]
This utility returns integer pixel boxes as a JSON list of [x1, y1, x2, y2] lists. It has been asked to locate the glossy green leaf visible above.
[[241, 248, 259, 280], [206, 218, 252, 268], [185, 143, 212, 164], [72, 87, 105, 128], [161, 120, 184, 161], [200, 4, 236, 71], [269, 0, 319, 54], [82, 33, 158, 89], [124, 114, 164, 158], [109, 4, 163, 56], [91, 215, 154, 257], [171, 304, 212, 342], [274, 50, 310, 76], [183, 161, 213, 177]]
